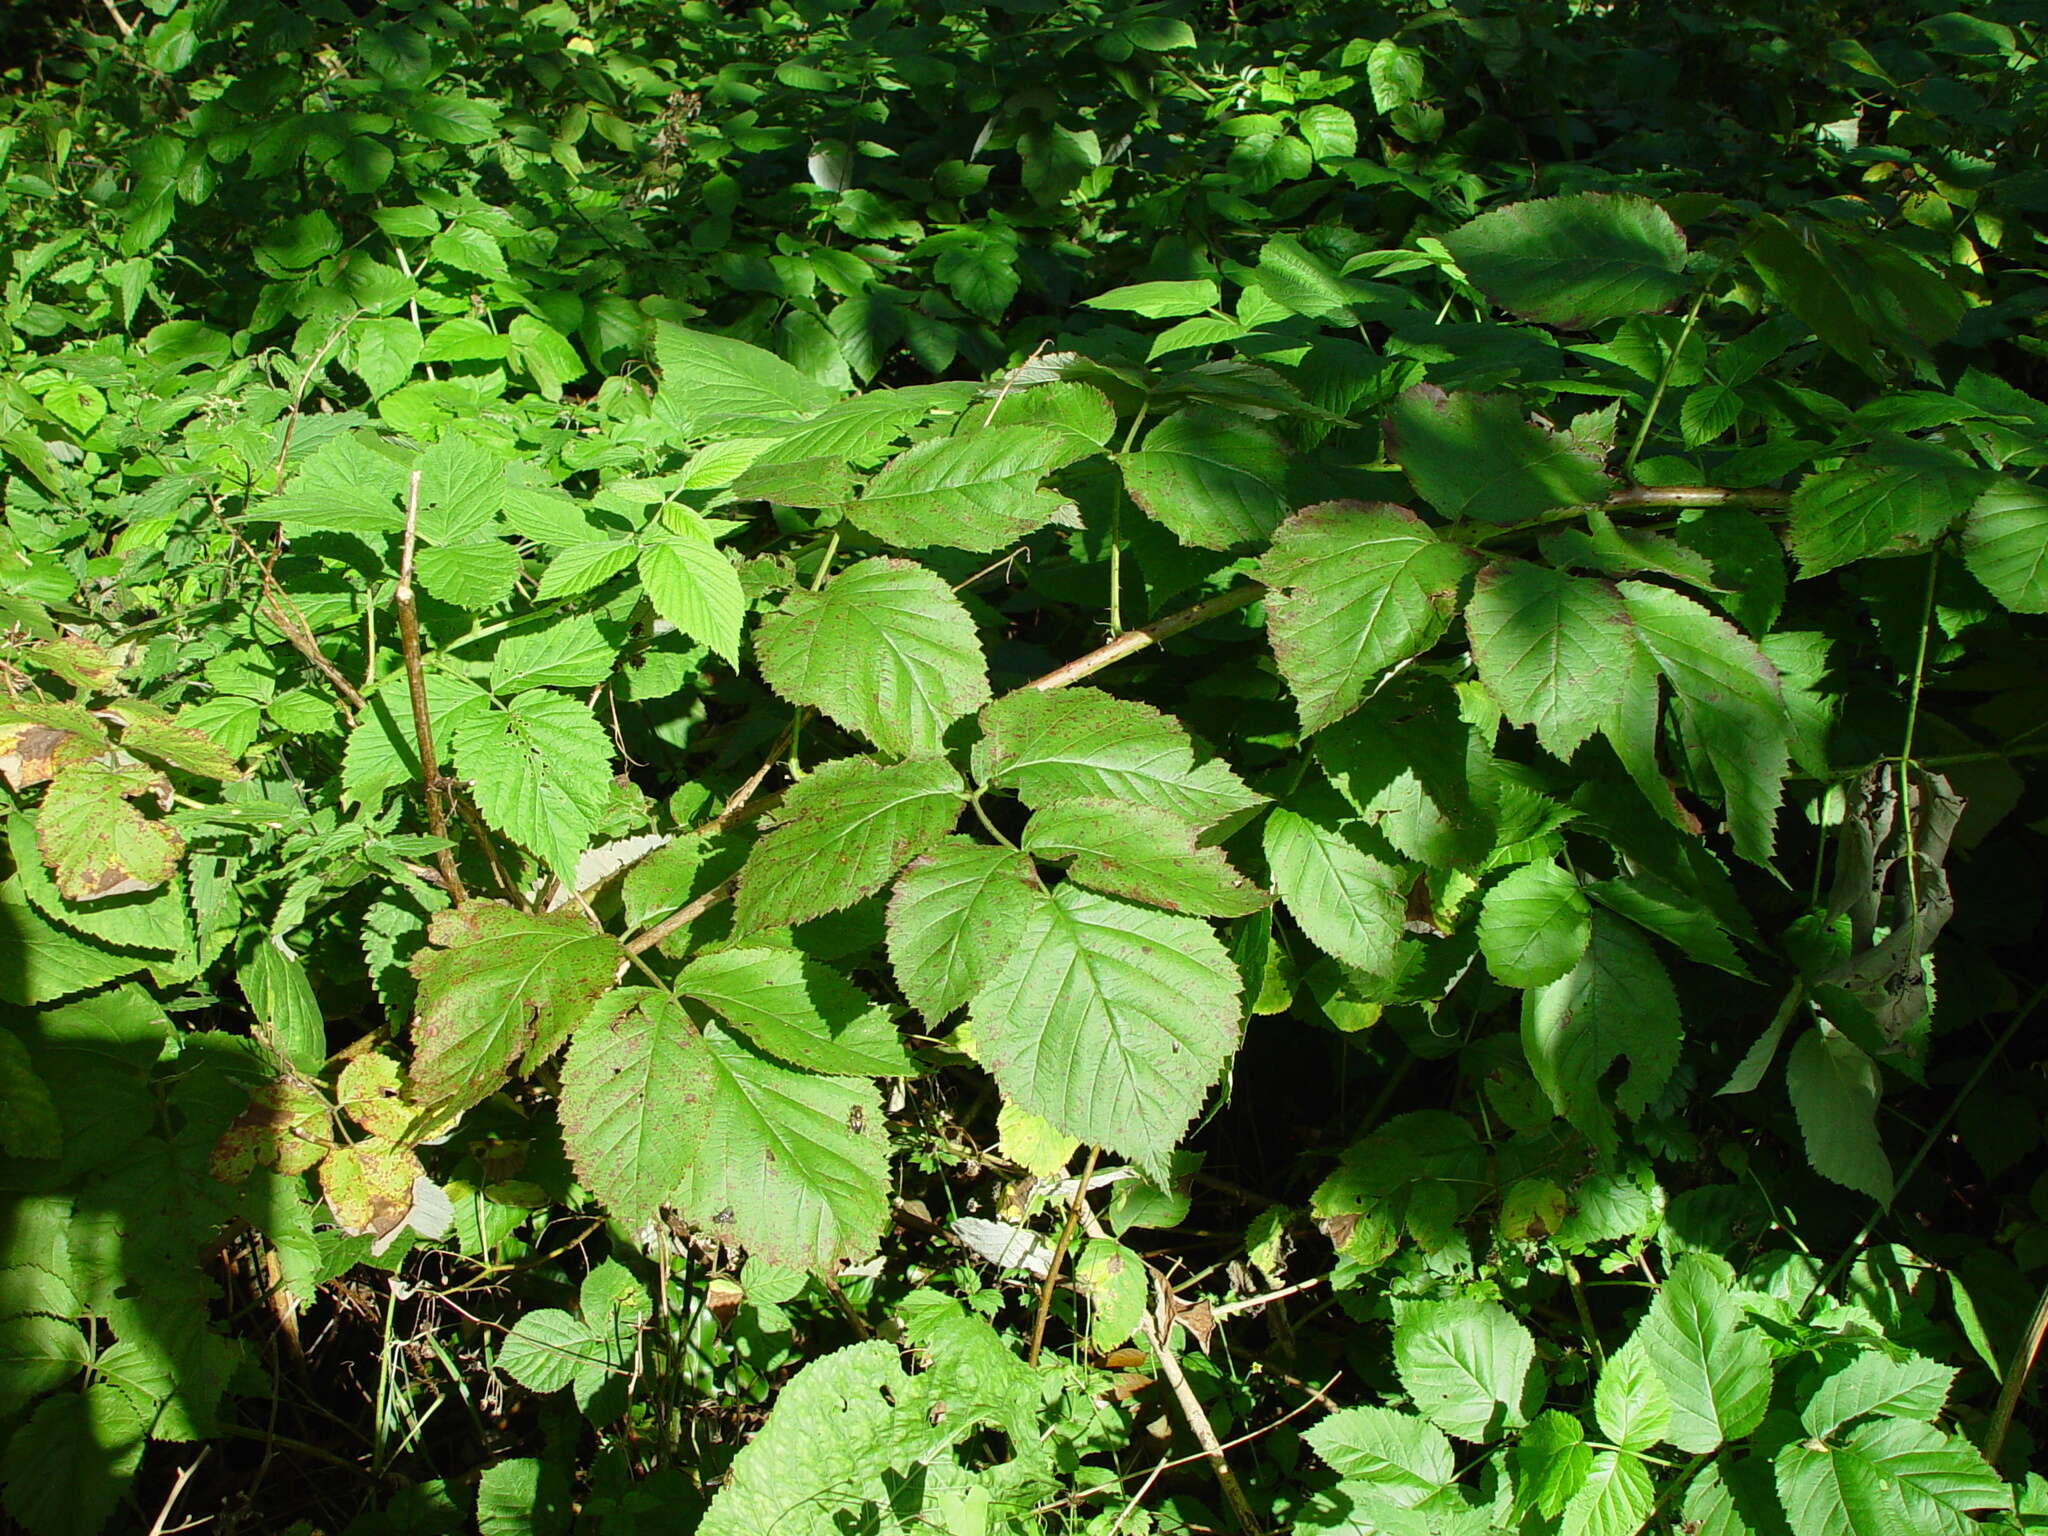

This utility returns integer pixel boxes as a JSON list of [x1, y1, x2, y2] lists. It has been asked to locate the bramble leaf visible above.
[[885, 837, 1041, 1022], [560, 989, 717, 1228], [1520, 914, 1681, 1155], [1788, 444, 1981, 578], [1442, 193, 1689, 329], [451, 689, 616, 883], [970, 884, 1241, 1176], [1633, 1255, 1772, 1453], [36, 762, 181, 902], [1785, 1025, 1891, 1201], [1256, 502, 1477, 734], [755, 558, 990, 756], [673, 1027, 888, 1269], [1393, 1297, 1542, 1442], [847, 426, 1086, 552], [678, 946, 916, 1075], [408, 903, 624, 1114], [638, 520, 746, 663], [1387, 386, 1612, 526], [654, 323, 835, 436], [735, 755, 964, 933], [1775, 1417, 2008, 1536], [1264, 802, 1407, 976], [1022, 798, 1270, 917], [1122, 406, 1290, 550], [1304, 1405, 1454, 1505], [973, 688, 1263, 829], [1961, 476, 2048, 613], [1467, 562, 1639, 759], [1478, 860, 1591, 988]]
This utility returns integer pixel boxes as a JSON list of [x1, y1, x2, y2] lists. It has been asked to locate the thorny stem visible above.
[[396, 469, 468, 904], [1027, 1145, 1101, 1367]]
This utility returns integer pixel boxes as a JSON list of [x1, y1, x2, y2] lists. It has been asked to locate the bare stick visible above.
[[1023, 582, 1265, 693], [624, 874, 736, 959], [396, 469, 467, 904], [1987, 1276, 2048, 1466], [1027, 1145, 1101, 1366], [146, 1446, 209, 1536], [1207, 1274, 1325, 1320], [1079, 1204, 1263, 1535]]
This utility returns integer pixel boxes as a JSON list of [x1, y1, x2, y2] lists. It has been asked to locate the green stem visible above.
[[970, 793, 1018, 850], [1895, 545, 1941, 949], [810, 529, 841, 592], [1106, 406, 1150, 639], [1621, 285, 1711, 478]]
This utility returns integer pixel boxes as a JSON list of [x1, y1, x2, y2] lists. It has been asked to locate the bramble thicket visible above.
[[3, 2, 2048, 1533]]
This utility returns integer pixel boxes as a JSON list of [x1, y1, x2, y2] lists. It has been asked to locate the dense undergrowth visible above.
[[4, 1, 2048, 1532]]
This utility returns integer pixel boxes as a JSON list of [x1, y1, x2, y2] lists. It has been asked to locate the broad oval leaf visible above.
[[1121, 406, 1289, 550], [673, 1026, 889, 1270], [1263, 802, 1407, 977], [1392, 1297, 1543, 1442], [755, 557, 991, 756], [972, 687, 1263, 829], [885, 837, 1042, 1022], [653, 322, 835, 437], [1520, 914, 1681, 1156], [1632, 1254, 1771, 1454], [846, 425, 1087, 552], [1386, 385, 1612, 526], [1467, 562, 1638, 759], [735, 755, 965, 933], [1478, 860, 1591, 989], [560, 988, 717, 1228], [1257, 501, 1477, 735], [408, 902, 624, 1115], [452, 689, 617, 884], [1961, 476, 2048, 613], [1022, 798, 1270, 917], [677, 946, 916, 1075], [1785, 1024, 1891, 1201], [970, 884, 1242, 1176], [1442, 193, 1689, 329]]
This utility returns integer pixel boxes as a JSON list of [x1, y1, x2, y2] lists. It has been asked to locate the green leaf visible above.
[[255, 210, 341, 274], [1366, 38, 1426, 113], [735, 755, 965, 933], [1299, 103, 1359, 161], [1560, 1450, 1654, 1536], [1392, 1298, 1542, 1442], [638, 527, 746, 662], [1081, 279, 1221, 318], [0, 1030, 63, 1158], [490, 615, 620, 693], [1961, 476, 2048, 612], [654, 323, 835, 437], [755, 558, 990, 755], [537, 539, 638, 599], [348, 316, 422, 398], [560, 988, 717, 1228], [1250, 235, 1374, 322], [8, 814, 190, 958], [1305, 1405, 1456, 1505], [0, 1384, 145, 1536], [451, 689, 616, 883], [1074, 1238, 1148, 1350], [1633, 1255, 1772, 1453], [415, 435, 506, 545], [341, 670, 492, 807], [1023, 798, 1270, 917], [674, 1027, 888, 1269], [261, 433, 407, 535], [1478, 860, 1591, 989], [1513, 1411, 1594, 1521], [36, 761, 181, 902], [1742, 213, 1883, 378], [1443, 194, 1689, 329], [1521, 914, 1681, 1155], [698, 1341, 941, 1536], [428, 222, 508, 280], [0, 1313, 89, 1412], [1122, 407, 1290, 550], [847, 426, 1085, 552], [1255, 501, 1478, 735], [969, 884, 1242, 1175], [237, 939, 326, 1073], [678, 946, 916, 1076], [1785, 1025, 1892, 1201], [972, 687, 1264, 829], [1263, 803, 1407, 976], [498, 1309, 608, 1394], [1775, 1417, 2009, 1536], [0, 878, 146, 1006], [1467, 562, 1639, 759], [477, 1457, 572, 1536], [406, 95, 499, 144], [1386, 386, 1612, 526], [408, 902, 624, 1115], [1618, 581, 1789, 867], [414, 540, 521, 610], [886, 837, 1042, 1022], [1788, 446, 1981, 578], [1802, 1352, 1955, 1438]]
